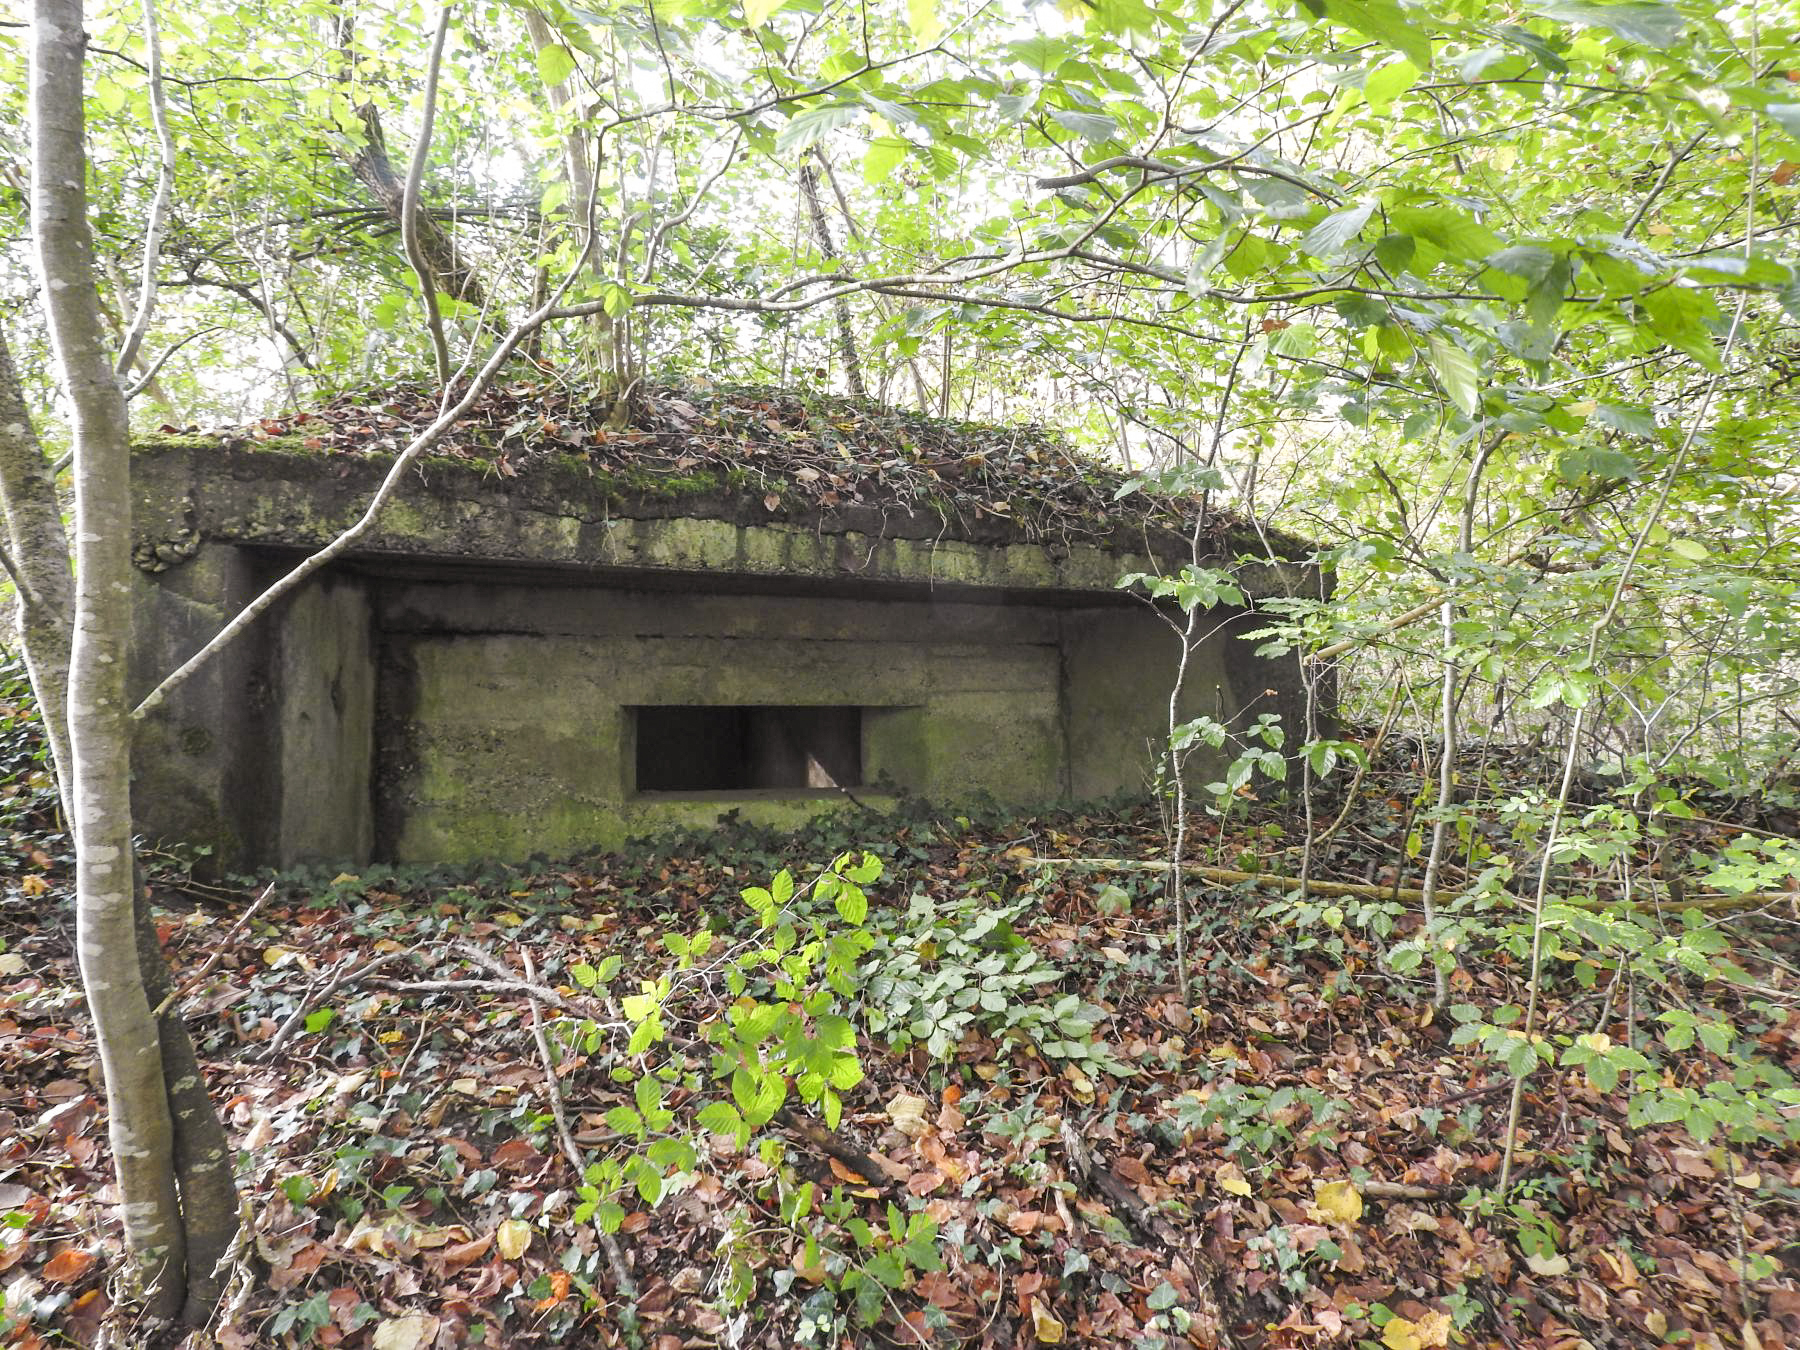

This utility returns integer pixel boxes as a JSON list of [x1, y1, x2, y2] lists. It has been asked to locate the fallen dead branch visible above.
[[1024, 857, 1797, 916], [1058, 1117, 1237, 1348], [516, 947, 639, 1302], [774, 1108, 906, 1190]]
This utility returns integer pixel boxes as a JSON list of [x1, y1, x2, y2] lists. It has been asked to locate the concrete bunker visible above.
[[126, 396, 1323, 868]]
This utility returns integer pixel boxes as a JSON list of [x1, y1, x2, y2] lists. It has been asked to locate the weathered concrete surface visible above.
[[127, 436, 1325, 868], [129, 438, 1316, 601]]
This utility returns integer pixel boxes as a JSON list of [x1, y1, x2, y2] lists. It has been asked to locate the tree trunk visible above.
[[134, 865, 242, 1321], [30, 0, 237, 1319], [522, 8, 620, 388], [0, 327, 75, 822], [799, 154, 867, 399], [347, 101, 488, 308]]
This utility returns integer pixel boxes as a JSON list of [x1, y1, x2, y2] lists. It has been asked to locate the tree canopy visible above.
[[4, 0, 1796, 776]]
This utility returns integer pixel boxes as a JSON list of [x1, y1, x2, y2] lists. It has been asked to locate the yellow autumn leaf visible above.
[[1415, 1311, 1451, 1348], [1314, 1179, 1364, 1225], [495, 1218, 533, 1260], [886, 1092, 931, 1138], [1030, 1296, 1065, 1345], [1216, 1162, 1252, 1197], [1382, 1316, 1423, 1350], [371, 1314, 438, 1350]]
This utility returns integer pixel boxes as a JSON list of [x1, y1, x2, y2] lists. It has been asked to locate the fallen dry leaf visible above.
[[1314, 1179, 1364, 1225], [370, 1313, 439, 1350], [887, 1092, 931, 1138], [495, 1218, 532, 1260], [41, 1247, 95, 1284]]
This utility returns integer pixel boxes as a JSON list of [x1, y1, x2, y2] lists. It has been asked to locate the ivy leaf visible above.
[[1426, 334, 1480, 415]]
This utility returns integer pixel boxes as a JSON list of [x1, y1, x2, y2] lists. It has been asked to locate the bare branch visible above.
[[123, 326, 220, 399], [113, 0, 176, 378], [0, 536, 26, 600], [800, 150, 865, 398], [637, 127, 742, 284]]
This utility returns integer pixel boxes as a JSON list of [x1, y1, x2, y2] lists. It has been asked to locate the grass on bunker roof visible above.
[[3, 661, 1799, 1350]]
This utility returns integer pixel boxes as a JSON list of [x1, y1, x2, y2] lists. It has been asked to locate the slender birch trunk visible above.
[[31, 0, 185, 1315], [522, 8, 618, 384], [0, 329, 75, 822]]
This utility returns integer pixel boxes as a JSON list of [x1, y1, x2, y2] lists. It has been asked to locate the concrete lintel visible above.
[[131, 438, 1321, 601]]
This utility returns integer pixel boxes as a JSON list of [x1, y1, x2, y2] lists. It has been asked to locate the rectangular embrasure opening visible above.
[[633, 706, 863, 793]]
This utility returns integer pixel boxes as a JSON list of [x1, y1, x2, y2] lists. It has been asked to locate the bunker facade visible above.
[[128, 411, 1321, 868]]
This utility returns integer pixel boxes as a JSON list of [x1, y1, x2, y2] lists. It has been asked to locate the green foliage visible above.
[[1175, 1071, 1346, 1163], [0, 654, 60, 852], [560, 853, 880, 1237], [857, 887, 1130, 1076]]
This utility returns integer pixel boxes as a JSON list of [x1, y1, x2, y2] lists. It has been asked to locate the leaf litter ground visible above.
[[2, 684, 1798, 1349]]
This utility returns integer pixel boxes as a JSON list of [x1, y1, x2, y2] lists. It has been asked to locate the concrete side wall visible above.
[[129, 546, 275, 862], [1061, 608, 1227, 802], [131, 550, 378, 868], [1057, 605, 1315, 801]]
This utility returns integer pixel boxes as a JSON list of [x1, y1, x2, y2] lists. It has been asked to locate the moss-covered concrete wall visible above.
[[126, 437, 1323, 867], [374, 585, 1072, 861]]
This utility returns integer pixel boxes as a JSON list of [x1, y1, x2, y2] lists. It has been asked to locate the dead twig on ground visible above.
[[262, 950, 409, 1062]]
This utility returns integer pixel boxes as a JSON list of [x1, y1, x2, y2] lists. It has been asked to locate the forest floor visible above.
[[2, 686, 1798, 1349]]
